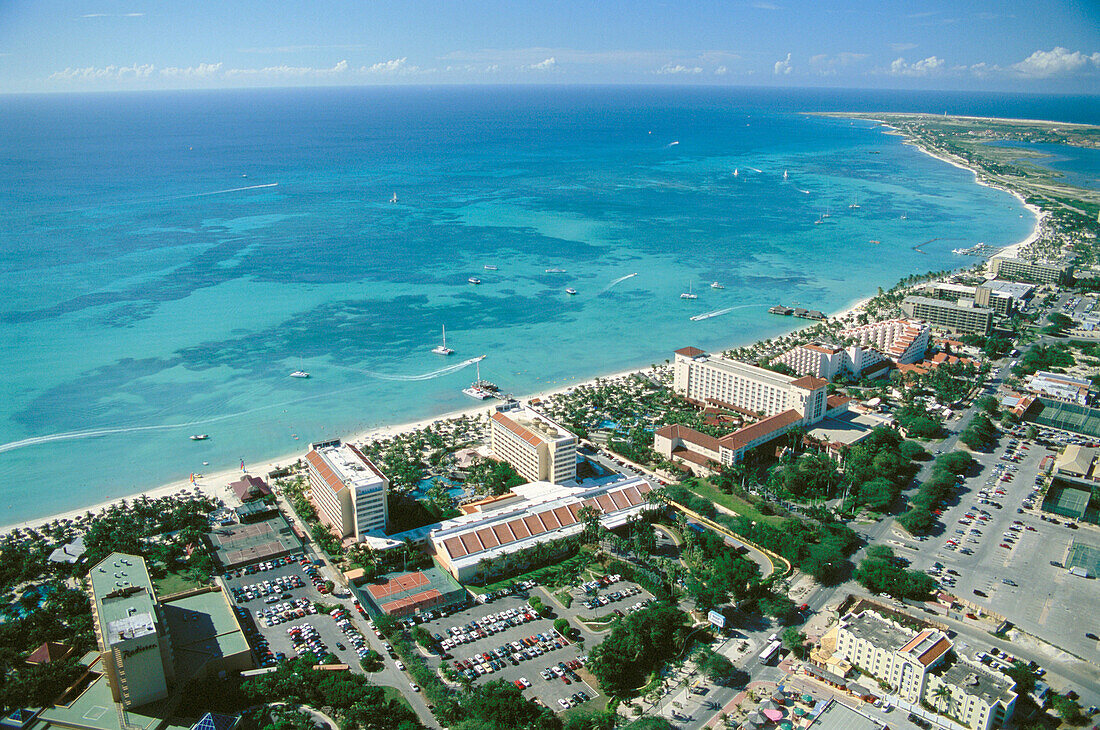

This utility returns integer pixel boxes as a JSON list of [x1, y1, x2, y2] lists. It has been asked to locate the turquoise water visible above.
[[989, 141, 1100, 191], [0, 87, 1036, 524]]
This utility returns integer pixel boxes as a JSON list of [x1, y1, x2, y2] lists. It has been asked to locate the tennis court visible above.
[[1030, 398, 1100, 438], [1042, 480, 1091, 519], [1066, 540, 1100, 577]]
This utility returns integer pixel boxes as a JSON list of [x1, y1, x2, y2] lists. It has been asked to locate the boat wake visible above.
[[329, 355, 485, 382], [173, 182, 279, 200], [600, 272, 639, 294], [689, 304, 753, 321], [797, 188, 811, 194], [0, 356, 485, 455], [747, 167, 762, 173]]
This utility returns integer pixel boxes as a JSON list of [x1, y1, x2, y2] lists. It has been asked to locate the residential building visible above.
[[774, 342, 891, 380], [429, 478, 653, 582], [662, 348, 829, 467], [839, 318, 931, 365], [833, 610, 1016, 730], [922, 283, 1015, 318], [305, 441, 389, 540], [989, 256, 1073, 285], [489, 403, 577, 484], [1023, 371, 1092, 406], [88, 553, 172, 708], [900, 296, 993, 336]]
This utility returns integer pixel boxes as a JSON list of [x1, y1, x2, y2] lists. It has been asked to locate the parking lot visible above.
[[899, 428, 1100, 659], [222, 554, 378, 668], [416, 591, 603, 713]]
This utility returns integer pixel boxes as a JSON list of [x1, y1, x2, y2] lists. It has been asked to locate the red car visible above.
[[999, 543, 1011, 549]]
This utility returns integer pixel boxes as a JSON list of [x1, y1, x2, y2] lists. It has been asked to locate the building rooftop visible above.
[[26, 641, 75, 665], [162, 589, 250, 679], [361, 567, 464, 615], [48, 536, 86, 564], [1055, 445, 1097, 478], [37, 655, 181, 730], [898, 629, 952, 667], [807, 410, 883, 447], [904, 295, 994, 314], [937, 656, 1017, 706], [492, 405, 575, 447], [674, 346, 706, 357], [305, 443, 386, 495], [88, 553, 158, 649], [842, 610, 913, 650], [719, 409, 803, 451], [229, 474, 272, 502], [655, 424, 722, 452], [985, 279, 1036, 300]]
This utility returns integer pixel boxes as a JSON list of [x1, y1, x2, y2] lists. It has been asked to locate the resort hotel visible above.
[[305, 440, 389, 542], [489, 403, 578, 484]]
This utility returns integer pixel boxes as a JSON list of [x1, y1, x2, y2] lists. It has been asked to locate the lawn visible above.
[[478, 552, 596, 594], [154, 571, 208, 596], [379, 684, 414, 713], [684, 479, 784, 527]]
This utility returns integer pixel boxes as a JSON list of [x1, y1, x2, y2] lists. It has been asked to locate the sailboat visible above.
[[783, 170, 789, 180], [432, 325, 454, 356], [849, 198, 860, 209], [389, 192, 398, 203], [680, 282, 698, 300], [289, 357, 310, 378], [733, 168, 739, 177]]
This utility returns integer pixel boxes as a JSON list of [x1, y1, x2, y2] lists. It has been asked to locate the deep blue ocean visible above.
[[4, 85, 1087, 525]]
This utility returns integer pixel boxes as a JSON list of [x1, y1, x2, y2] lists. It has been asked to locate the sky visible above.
[[1, 0, 1099, 95]]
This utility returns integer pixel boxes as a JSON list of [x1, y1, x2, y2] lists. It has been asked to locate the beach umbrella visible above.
[[746, 711, 764, 724], [762, 708, 783, 722], [779, 722, 793, 730], [801, 694, 814, 704], [793, 707, 806, 717]]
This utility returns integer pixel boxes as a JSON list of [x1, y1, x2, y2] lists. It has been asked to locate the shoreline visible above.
[[2, 122, 1042, 538]]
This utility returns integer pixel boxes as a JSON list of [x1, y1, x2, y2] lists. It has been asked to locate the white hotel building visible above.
[[490, 404, 577, 484], [305, 441, 389, 540]]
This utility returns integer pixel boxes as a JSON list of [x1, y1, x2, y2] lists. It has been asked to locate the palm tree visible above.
[[932, 685, 955, 713]]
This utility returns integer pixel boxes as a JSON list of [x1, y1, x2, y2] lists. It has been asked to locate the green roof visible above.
[[808, 700, 883, 730], [162, 591, 250, 679], [88, 553, 158, 648], [37, 666, 177, 730]]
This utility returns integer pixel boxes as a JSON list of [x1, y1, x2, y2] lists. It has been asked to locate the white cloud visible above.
[[808, 52, 867, 75], [524, 57, 557, 71], [890, 43, 917, 52], [1013, 47, 1100, 77], [714, 65, 728, 75], [80, 12, 144, 18], [774, 52, 792, 75], [160, 62, 223, 78], [223, 60, 352, 79], [888, 55, 944, 76], [363, 57, 411, 74], [656, 63, 702, 75], [49, 63, 154, 81]]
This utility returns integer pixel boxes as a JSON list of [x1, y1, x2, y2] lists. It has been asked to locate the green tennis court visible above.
[[1042, 482, 1091, 519], [1066, 540, 1100, 577], [1030, 398, 1100, 438]]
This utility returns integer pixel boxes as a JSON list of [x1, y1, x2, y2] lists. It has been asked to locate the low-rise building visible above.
[[1054, 445, 1099, 483], [922, 282, 1016, 318], [773, 342, 891, 381], [305, 441, 389, 540], [1024, 371, 1092, 406], [832, 610, 1016, 730], [429, 478, 654, 582], [839, 318, 931, 365], [901, 296, 993, 336], [489, 404, 577, 484], [358, 567, 466, 617]]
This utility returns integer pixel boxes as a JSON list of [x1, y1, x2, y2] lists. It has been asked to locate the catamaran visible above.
[[189, 434, 209, 441], [710, 282, 725, 289], [483, 264, 498, 271], [849, 198, 860, 209], [432, 325, 454, 355], [289, 357, 310, 378], [680, 282, 698, 300], [462, 357, 497, 400], [389, 192, 398, 203]]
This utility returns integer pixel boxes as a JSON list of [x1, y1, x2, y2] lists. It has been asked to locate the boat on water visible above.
[[289, 370, 310, 378], [869, 240, 881, 245], [849, 199, 860, 209], [432, 325, 454, 356], [483, 265, 498, 271], [680, 282, 698, 300], [783, 170, 789, 180], [733, 168, 739, 177], [566, 288, 577, 295], [389, 192, 398, 203], [462, 358, 497, 400], [468, 277, 481, 285], [545, 268, 567, 273], [190, 434, 209, 441], [710, 282, 724, 289]]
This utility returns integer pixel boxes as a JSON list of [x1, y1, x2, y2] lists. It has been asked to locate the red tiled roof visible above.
[[26, 642, 74, 665], [491, 411, 544, 448], [804, 344, 840, 354], [230, 474, 272, 502], [719, 409, 803, 451], [305, 450, 346, 495], [790, 375, 829, 390], [655, 424, 721, 452], [826, 394, 852, 409], [675, 346, 706, 357], [671, 448, 720, 468]]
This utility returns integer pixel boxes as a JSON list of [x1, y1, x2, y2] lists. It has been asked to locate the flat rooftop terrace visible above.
[[206, 513, 301, 568]]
